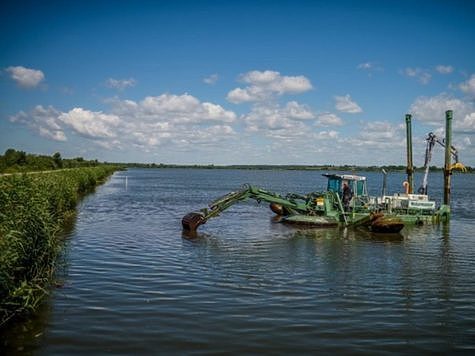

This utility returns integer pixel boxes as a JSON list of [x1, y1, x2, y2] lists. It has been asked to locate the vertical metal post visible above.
[[381, 169, 387, 197], [443, 110, 453, 206], [405, 114, 414, 194]]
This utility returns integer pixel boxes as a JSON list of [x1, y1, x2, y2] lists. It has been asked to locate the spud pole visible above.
[[443, 110, 453, 207], [405, 114, 414, 194]]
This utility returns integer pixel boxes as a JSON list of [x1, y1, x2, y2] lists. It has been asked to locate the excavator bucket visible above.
[[450, 162, 467, 172], [182, 212, 207, 232]]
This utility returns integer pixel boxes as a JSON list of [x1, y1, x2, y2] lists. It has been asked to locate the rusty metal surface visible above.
[[269, 203, 285, 216], [370, 214, 404, 233], [181, 212, 206, 232]]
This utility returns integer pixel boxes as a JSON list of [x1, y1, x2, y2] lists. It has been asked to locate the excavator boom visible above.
[[182, 184, 313, 232]]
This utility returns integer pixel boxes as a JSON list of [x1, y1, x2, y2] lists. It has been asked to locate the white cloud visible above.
[[227, 88, 256, 103], [342, 121, 406, 152], [284, 101, 315, 120], [360, 121, 402, 142], [10, 105, 66, 141], [226, 70, 312, 103], [409, 93, 474, 126], [6, 66, 45, 88], [110, 94, 237, 149], [402, 67, 431, 84], [316, 130, 339, 139], [456, 112, 475, 132], [334, 94, 362, 113], [241, 101, 327, 143], [357, 62, 383, 75], [203, 74, 218, 85], [59, 108, 121, 139], [357, 62, 373, 70], [435, 65, 454, 74], [105, 78, 136, 90], [460, 74, 475, 99], [409, 93, 475, 136], [184, 125, 236, 145], [114, 93, 236, 124], [316, 113, 343, 126], [10, 93, 238, 150], [242, 102, 314, 140], [38, 127, 67, 141]]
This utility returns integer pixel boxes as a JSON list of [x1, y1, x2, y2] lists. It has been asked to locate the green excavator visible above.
[[182, 110, 465, 236], [182, 174, 404, 234]]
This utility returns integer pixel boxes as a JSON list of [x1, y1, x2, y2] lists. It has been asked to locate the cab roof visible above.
[[322, 173, 367, 181]]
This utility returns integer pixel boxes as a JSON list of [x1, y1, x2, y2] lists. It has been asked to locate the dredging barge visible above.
[[182, 111, 465, 234]]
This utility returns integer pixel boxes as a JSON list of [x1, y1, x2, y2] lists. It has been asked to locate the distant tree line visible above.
[[0, 148, 113, 173], [121, 162, 473, 172], [1, 148, 472, 173]]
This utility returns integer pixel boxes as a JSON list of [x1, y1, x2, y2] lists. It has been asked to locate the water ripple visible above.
[[2, 169, 475, 354]]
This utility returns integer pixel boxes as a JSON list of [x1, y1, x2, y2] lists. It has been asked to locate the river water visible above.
[[2, 168, 475, 354]]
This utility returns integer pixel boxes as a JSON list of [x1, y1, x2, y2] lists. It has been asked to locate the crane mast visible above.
[[418, 132, 462, 195]]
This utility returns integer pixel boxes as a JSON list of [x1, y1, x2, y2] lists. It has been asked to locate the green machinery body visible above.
[[182, 174, 404, 234], [182, 111, 463, 235]]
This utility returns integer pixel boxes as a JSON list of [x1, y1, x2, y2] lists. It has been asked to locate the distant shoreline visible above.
[[2, 148, 472, 174], [118, 163, 474, 173]]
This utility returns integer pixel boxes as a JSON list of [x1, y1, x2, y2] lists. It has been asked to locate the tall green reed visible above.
[[0, 166, 117, 326]]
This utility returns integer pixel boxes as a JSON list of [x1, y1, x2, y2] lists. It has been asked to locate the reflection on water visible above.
[[1, 169, 475, 354]]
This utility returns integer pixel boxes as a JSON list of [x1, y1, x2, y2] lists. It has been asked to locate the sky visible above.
[[1, 0, 475, 166]]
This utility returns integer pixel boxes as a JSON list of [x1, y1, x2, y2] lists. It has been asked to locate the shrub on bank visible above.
[[0, 166, 117, 326]]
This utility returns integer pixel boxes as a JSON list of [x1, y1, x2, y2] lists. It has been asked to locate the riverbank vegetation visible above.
[[0, 166, 118, 326], [0, 148, 115, 173]]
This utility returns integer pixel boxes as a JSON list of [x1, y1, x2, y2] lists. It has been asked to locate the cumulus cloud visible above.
[[59, 108, 121, 139], [105, 78, 137, 90], [343, 121, 406, 151], [456, 112, 475, 133], [108, 94, 237, 148], [184, 125, 236, 145], [227, 70, 312, 103], [9, 93, 238, 150], [435, 65, 454, 74], [460, 74, 475, 99], [316, 113, 343, 126], [334, 95, 362, 113], [315, 130, 339, 139], [283, 101, 315, 120], [227, 88, 255, 103], [409, 93, 475, 134], [203, 74, 219, 85], [112, 93, 236, 124], [6, 66, 45, 88], [240, 100, 340, 144], [241, 102, 313, 140], [402, 67, 432, 84], [409, 93, 473, 125], [10, 105, 66, 141]]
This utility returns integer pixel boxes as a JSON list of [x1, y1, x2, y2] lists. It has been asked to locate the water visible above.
[[2, 168, 475, 354]]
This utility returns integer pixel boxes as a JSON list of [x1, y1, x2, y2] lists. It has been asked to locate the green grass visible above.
[[0, 166, 117, 326]]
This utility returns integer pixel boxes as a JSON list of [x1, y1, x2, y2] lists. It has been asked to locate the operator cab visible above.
[[323, 174, 368, 199]]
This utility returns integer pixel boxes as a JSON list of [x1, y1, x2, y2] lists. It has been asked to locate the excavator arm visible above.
[[182, 184, 312, 232]]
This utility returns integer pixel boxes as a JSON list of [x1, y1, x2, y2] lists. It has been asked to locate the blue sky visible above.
[[1, 0, 475, 166]]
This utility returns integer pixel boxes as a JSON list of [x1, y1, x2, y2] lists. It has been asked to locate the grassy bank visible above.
[[0, 166, 118, 326]]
